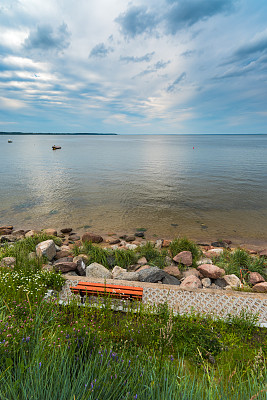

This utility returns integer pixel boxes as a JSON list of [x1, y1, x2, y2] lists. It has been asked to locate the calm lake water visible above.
[[0, 134, 267, 244]]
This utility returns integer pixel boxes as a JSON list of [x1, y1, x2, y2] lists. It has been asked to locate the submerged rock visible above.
[[82, 233, 103, 243]]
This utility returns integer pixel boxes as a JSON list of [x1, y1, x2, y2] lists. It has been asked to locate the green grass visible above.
[[0, 297, 266, 400], [169, 237, 202, 268], [215, 249, 267, 282]]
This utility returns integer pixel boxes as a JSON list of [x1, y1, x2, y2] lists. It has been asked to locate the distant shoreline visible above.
[[0, 132, 117, 135]]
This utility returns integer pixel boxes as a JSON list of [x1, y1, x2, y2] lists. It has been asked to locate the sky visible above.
[[0, 0, 267, 134]]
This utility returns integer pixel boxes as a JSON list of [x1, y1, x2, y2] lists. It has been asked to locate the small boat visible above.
[[8, 139, 12, 143], [52, 145, 61, 150]]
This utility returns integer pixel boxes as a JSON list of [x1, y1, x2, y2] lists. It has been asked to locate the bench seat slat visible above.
[[70, 281, 143, 301], [72, 286, 142, 295]]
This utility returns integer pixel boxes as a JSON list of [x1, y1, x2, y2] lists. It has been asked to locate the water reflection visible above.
[[0, 134, 267, 241]]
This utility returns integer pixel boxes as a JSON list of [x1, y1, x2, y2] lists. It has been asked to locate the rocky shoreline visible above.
[[1, 225, 267, 293]]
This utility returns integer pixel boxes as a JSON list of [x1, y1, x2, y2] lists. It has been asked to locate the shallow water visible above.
[[0, 134, 267, 243]]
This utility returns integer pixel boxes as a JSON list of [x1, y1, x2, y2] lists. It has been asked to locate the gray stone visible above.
[[202, 278, 211, 288], [36, 240, 56, 261], [210, 283, 222, 290], [114, 271, 140, 281], [162, 274, 180, 285], [125, 243, 137, 250], [112, 265, 127, 278], [223, 274, 241, 288], [214, 278, 227, 288], [86, 262, 112, 279], [138, 267, 166, 283]]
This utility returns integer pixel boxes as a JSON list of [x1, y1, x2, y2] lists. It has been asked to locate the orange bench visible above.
[[70, 282, 143, 304]]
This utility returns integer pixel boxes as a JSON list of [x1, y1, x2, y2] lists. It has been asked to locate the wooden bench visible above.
[[70, 282, 143, 304]]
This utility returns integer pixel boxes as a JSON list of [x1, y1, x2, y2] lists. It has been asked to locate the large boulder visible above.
[[197, 264, 225, 279], [180, 276, 202, 289], [173, 251, 192, 266], [252, 282, 267, 293], [36, 240, 56, 261], [86, 262, 112, 279], [249, 272, 265, 285], [82, 233, 103, 244], [138, 267, 166, 283]]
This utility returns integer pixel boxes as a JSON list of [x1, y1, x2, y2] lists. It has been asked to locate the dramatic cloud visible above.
[[24, 23, 71, 51], [0, 0, 267, 134], [89, 43, 114, 58], [120, 52, 155, 63], [115, 6, 158, 38], [164, 0, 236, 34]]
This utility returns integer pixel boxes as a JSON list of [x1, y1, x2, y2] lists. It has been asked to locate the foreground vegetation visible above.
[[0, 234, 266, 398]]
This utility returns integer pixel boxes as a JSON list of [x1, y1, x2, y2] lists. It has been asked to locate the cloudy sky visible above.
[[1, 0, 267, 134]]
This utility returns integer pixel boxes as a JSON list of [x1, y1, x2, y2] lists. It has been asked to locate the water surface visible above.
[[0, 134, 267, 244]]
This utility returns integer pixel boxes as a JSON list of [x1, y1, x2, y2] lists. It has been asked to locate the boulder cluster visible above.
[[1, 226, 267, 293]]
